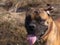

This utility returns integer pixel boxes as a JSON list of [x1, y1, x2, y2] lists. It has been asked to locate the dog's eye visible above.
[[45, 21, 49, 26], [34, 10, 40, 15], [34, 11, 38, 14]]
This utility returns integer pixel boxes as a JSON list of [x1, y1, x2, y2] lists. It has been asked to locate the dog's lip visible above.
[[41, 28, 49, 37], [39, 26, 48, 37]]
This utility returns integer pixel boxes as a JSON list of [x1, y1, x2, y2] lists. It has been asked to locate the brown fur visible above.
[[39, 8, 60, 45]]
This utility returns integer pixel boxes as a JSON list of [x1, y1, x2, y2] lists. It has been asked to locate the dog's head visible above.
[[25, 7, 53, 38]]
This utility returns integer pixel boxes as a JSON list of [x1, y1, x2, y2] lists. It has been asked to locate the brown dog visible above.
[[25, 7, 60, 45]]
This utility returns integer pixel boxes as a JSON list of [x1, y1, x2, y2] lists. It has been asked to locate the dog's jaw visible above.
[[41, 17, 53, 41]]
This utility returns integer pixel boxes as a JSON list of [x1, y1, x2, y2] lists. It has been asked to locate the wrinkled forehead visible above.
[[30, 8, 46, 14], [31, 8, 45, 12], [28, 8, 49, 20]]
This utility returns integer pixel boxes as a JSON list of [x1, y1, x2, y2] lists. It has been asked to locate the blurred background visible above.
[[0, 0, 60, 45]]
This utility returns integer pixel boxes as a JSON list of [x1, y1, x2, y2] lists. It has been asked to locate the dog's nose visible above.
[[29, 24, 36, 29]]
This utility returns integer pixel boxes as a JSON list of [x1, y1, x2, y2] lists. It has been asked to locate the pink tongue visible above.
[[27, 35, 37, 45]]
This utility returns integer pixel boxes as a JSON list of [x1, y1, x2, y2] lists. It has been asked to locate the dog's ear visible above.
[[46, 4, 54, 11], [45, 4, 55, 15]]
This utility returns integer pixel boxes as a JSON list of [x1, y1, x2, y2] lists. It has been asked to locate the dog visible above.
[[25, 6, 60, 45]]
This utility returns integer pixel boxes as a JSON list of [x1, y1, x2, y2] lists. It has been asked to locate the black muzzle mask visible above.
[[29, 18, 48, 37]]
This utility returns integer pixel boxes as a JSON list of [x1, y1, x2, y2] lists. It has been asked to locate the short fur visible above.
[[25, 8, 60, 45]]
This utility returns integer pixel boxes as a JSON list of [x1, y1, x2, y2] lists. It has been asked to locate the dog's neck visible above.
[[41, 17, 60, 45], [46, 21, 60, 45]]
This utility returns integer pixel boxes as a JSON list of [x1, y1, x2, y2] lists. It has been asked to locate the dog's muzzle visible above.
[[29, 21, 36, 30], [29, 20, 48, 37], [37, 23, 48, 37]]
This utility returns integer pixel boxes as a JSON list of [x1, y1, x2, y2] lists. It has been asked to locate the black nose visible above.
[[29, 24, 36, 29]]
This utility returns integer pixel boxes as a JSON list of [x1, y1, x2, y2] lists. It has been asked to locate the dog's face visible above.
[[25, 8, 52, 37]]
